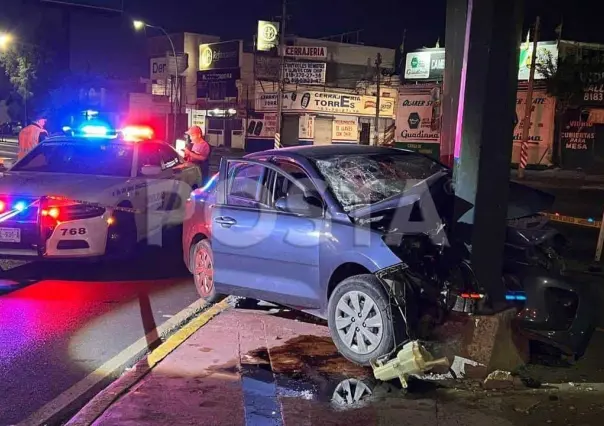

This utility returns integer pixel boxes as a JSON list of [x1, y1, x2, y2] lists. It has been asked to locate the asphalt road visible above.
[[0, 137, 18, 159], [0, 239, 198, 426]]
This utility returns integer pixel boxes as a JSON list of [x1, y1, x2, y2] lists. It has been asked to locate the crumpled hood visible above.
[[0, 171, 130, 203]]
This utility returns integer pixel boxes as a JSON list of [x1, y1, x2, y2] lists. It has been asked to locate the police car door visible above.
[[134, 142, 174, 239]]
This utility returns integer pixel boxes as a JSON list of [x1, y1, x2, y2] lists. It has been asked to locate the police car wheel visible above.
[[191, 239, 223, 303], [107, 211, 137, 258]]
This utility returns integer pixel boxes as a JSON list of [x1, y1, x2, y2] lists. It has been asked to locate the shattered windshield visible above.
[[313, 152, 446, 212]]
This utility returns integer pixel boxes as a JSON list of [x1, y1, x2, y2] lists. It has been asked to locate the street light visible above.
[[133, 19, 179, 143], [0, 33, 13, 50]]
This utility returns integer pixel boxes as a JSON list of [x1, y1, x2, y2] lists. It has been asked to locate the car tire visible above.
[[108, 211, 137, 258], [190, 239, 223, 303], [327, 274, 396, 366]]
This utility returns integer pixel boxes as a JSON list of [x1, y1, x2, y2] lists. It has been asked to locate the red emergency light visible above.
[[121, 125, 154, 142]]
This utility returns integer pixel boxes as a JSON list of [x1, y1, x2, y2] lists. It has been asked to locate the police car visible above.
[[0, 124, 201, 260]]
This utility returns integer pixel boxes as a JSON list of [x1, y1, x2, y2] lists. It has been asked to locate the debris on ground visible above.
[[483, 370, 514, 390], [371, 341, 449, 388]]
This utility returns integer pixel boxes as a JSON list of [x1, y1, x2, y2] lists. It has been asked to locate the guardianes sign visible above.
[[395, 94, 441, 142], [255, 91, 395, 117]]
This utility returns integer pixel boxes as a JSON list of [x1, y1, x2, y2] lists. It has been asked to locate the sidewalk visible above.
[[67, 301, 604, 426]]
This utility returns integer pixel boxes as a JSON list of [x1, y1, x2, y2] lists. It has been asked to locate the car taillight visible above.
[[0, 200, 5, 212]]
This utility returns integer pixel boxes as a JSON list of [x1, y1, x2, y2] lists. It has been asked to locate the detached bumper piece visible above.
[[517, 275, 596, 358], [371, 341, 449, 388]]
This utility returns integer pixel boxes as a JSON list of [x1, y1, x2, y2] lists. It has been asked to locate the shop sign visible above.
[[332, 116, 358, 141], [255, 55, 280, 81], [284, 46, 327, 59], [560, 110, 596, 168], [395, 94, 441, 142], [150, 57, 167, 80], [283, 62, 326, 85], [199, 40, 240, 71], [257, 21, 279, 52], [196, 69, 240, 100], [513, 90, 555, 144], [255, 91, 395, 117], [246, 113, 277, 138], [405, 42, 558, 81], [404, 50, 444, 80]]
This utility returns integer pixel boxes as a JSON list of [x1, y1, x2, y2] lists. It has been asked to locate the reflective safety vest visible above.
[[18, 124, 47, 160]]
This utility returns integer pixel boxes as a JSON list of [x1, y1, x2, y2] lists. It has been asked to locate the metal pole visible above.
[[275, 0, 287, 149], [374, 53, 382, 146], [518, 16, 540, 179], [595, 209, 604, 263]]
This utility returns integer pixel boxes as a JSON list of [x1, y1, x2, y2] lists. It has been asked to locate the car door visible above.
[[212, 158, 323, 309], [134, 143, 174, 236]]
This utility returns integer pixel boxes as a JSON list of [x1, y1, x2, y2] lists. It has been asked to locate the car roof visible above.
[[246, 144, 415, 160]]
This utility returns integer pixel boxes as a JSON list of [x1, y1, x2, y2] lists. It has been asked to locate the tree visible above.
[[0, 44, 44, 122]]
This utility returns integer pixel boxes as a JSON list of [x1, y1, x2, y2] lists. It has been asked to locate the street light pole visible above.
[[134, 20, 178, 143]]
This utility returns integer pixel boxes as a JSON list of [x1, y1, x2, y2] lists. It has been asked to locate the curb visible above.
[[63, 298, 231, 426], [16, 298, 230, 426]]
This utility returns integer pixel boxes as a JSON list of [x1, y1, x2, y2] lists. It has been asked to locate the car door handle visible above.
[[214, 216, 237, 227]]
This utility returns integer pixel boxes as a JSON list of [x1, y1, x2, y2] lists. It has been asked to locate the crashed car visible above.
[[183, 145, 594, 365]]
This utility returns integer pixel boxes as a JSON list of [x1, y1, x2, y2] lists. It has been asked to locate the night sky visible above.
[[1, 0, 604, 101]]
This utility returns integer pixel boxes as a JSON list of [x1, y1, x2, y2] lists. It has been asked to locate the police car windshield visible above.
[[11, 141, 133, 177]]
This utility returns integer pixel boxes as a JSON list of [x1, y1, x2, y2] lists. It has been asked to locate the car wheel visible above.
[[190, 239, 223, 303], [107, 211, 137, 258], [328, 274, 395, 366]]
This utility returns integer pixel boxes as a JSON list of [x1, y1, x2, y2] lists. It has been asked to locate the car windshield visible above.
[[11, 141, 133, 177], [313, 152, 447, 212]]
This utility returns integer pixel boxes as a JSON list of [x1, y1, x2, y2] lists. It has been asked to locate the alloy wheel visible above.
[[194, 246, 214, 297], [335, 290, 384, 355]]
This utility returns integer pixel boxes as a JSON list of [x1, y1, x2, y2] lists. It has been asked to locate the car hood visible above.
[[0, 171, 130, 203], [348, 172, 555, 223]]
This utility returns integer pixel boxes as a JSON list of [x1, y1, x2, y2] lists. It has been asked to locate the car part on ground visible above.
[[371, 340, 449, 388]]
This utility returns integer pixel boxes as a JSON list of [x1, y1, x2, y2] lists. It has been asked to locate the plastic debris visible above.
[[483, 370, 514, 390], [371, 341, 450, 388]]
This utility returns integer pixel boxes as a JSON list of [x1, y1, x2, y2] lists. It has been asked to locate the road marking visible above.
[[18, 298, 230, 426]]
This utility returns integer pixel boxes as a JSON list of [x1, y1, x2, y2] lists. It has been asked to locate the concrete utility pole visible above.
[[374, 52, 382, 146], [275, 0, 287, 148], [518, 16, 540, 179], [446, 0, 524, 305]]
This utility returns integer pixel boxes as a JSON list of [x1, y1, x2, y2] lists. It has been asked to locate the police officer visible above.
[[183, 126, 212, 186], [18, 114, 48, 160]]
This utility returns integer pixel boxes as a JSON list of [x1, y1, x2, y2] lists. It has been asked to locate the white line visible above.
[[17, 297, 210, 426]]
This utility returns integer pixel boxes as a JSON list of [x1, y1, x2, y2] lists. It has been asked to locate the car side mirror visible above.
[[275, 194, 323, 217], [141, 164, 162, 176]]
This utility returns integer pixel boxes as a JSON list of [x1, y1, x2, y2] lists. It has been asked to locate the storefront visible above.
[[196, 40, 244, 148], [252, 90, 395, 151]]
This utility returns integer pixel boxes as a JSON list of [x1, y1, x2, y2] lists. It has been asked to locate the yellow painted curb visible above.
[[148, 299, 231, 368]]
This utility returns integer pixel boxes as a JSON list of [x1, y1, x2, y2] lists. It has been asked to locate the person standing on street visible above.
[[18, 114, 48, 160], [183, 126, 212, 186]]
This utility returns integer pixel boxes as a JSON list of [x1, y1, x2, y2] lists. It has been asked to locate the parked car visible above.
[[183, 145, 594, 365]]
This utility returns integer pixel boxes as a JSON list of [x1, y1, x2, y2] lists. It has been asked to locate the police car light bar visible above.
[[121, 125, 154, 142], [80, 124, 111, 137]]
